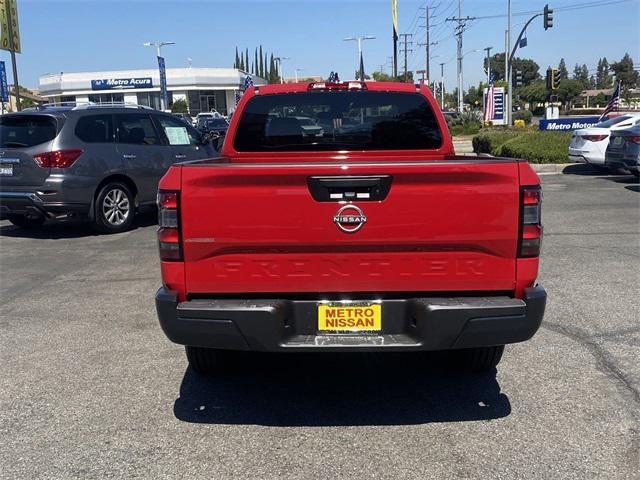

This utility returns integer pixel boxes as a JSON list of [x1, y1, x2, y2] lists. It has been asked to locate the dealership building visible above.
[[38, 68, 265, 115]]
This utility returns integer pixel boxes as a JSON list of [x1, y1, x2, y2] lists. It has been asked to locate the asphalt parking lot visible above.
[[1, 167, 639, 479]]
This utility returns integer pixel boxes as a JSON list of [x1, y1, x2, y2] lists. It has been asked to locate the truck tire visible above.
[[453, 345, 505, 371], [93, 182, 135, 234], [7, 213, 46, 229], [185, 346, 228, 375]]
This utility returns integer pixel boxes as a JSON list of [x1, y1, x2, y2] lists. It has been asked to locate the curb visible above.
[[529, 163, 579, 175]]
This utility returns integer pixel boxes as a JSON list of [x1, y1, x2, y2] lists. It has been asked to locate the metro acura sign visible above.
[[91, 77, 153, 90]]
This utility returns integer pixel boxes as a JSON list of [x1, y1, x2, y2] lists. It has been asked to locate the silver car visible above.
[[605, 124, 640, 177], [0, 104, 216, 233]]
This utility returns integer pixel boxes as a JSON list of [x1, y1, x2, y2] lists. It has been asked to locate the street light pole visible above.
[[144, 41, 175, 110], [294, 68, 303, 82], [274, 56, 290, 83], [343, 35, 376, 79], [484, 46, 493, 84]]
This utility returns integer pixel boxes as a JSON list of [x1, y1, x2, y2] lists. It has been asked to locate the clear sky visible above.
[[3, 0, 639, 91]]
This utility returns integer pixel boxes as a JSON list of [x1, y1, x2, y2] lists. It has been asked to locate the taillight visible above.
[[308, 81, 367, 91], [33, 149, 83, 168], [157, 190, 182, 261], [627, 135, 640, 144], [519, 186, 542, 258], [580, 135, 607, 142]]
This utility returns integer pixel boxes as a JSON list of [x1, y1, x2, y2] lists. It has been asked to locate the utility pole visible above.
[[446, 0, 477, 113], [484, 46, 493, 84], [440, 62, 446, 109], [399, 33, 413, 82], [417, 5, 438, 84]]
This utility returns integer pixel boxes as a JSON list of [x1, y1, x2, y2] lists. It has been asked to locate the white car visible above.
[[569, 114, 640, 171]]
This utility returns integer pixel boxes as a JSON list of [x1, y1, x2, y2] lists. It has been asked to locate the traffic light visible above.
[[546, 68, 560, 90], [544, 4, 553, 30], [515, 70, 523, 87]]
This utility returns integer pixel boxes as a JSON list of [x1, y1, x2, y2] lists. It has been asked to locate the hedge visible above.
[[472, 129, 572, 163], [495, 131, 572, 163], [472, 130, 521, 154]]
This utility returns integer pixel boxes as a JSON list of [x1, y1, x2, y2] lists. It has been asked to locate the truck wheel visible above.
[[185, 346, 229, 375], [94, 182, 135, 234], [7, 213, 46, 229], [453, 345, 505, 371]]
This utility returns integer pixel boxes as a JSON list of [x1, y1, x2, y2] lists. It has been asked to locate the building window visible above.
[[137, 92, 172, 110], [187, 90, 227, 115], [88, 93, 124, 104], [60, 95, 76, 103]]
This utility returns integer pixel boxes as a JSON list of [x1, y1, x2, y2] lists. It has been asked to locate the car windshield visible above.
[[234, 91, 443, 152], [596, 115, 633, 128], [0, 115, 58, 148], [205, 119, 228, 128]]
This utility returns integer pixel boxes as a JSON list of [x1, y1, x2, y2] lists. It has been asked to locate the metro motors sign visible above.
[[91, 77, 153, 90], [539, 116, 602, 131]]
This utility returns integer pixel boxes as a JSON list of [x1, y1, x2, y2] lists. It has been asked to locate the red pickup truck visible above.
[[155, 81, 546, 374]]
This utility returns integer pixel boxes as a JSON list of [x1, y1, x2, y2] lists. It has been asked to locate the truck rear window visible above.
[[234, 91, 443, 152], [0, 115, 58, 148]]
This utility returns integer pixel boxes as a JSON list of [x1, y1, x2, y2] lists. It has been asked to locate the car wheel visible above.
[[453, 345, 505, 371], [94, 182, 135, 234], [6, 213, 46, 229], [185, 346, 231, 375]]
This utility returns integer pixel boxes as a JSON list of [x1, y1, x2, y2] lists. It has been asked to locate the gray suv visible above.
[[0, 104, 217, 233]]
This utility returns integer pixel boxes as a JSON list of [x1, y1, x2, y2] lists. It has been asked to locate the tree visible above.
[[611, 53, 639, 105], [234, 47, 240, 69], [557, 78, 583, 109], [254, 49, 259, 76], [354, 70, 371, 80], [517, 80, 548, 109], [372, 71, 394, 81], [483, 53, 540, 85], [572, 63, 590, 89], [170, 99, 188, 113], [244, 49, 250, 74], [259, 46, 264, 78], [558, 58, 569, 80], [596, 57, 613, 89], [464, 82, 486, 108]]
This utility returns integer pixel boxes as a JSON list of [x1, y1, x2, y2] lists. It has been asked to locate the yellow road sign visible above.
[[1, 0, 21, 53]]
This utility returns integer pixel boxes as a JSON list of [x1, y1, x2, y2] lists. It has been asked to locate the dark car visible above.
[[197, 118, 229, 136], [605, 124, 640, 177], [0, 103, 217, 233]]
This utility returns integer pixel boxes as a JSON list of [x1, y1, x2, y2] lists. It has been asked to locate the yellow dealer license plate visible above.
[[318, 303, 382, 332]]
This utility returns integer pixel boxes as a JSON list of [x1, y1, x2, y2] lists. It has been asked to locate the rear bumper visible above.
[[0, 191, 89, 217], [155, 286, 547, 352]]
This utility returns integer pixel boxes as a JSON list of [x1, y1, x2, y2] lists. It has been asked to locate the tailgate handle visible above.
[[307, 175, 392, 202]]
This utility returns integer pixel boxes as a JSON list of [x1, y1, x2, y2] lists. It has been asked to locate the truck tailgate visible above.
[[180, 159, 520, 294]]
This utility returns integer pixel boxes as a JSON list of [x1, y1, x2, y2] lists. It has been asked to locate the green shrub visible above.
[[446, 111, 482, 136], [472, 129, 521, 154], [512, 110, 533, 124], [170, 99, 188, 114], [495, 131, 572, 163]]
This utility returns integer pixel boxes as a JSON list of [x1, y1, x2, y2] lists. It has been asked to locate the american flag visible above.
[[484, 84, 495, 123], [235, 74, 254, 107], [598, 83, 621, 122]]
